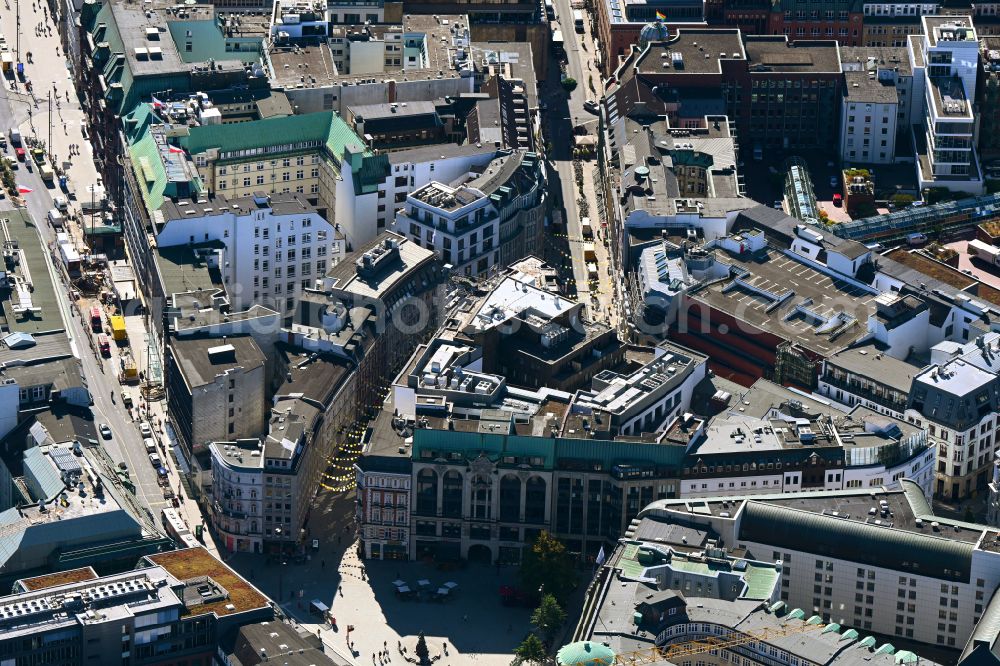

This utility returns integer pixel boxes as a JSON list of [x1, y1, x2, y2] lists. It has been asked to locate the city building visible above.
[[0, 437, 170, 587], [840, 46, 917, 130], [574, 542, 938, 666], [0, 547, 272, 666], [165, 335, 268, 456], [978, 38, 1000, 162], [292, 232, 445, 405], [344, 102, 446, 152], [913, 17, 984, 194], [155, 193, 345, 317], [78, 0, 269, 210], [222, 620, 344, 666], [356, 262, 711, 563], [266, 14, 476, 117], [840, 69, 900, 164], [379, 144, 500, 233], [672, 378, 936, 498], [605, 30, 843, 154], [390, 151, 546, 276], [616, 483, 1000, 649]]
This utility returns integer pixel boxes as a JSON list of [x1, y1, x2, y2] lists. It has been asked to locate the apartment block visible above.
[[390, 151, 546, 277]]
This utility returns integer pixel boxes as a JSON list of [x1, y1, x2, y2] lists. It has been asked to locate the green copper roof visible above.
[[821, 623, 841, 634], [557, 642, 615, 666], [166, 20, 261, 64], [806, 615, 823, 625], [129, 130, 169, 212], [858, 636, 877, 649], [874, 644, 896, 656], [894, 651, 918, 663], [787, 609, 805, 620], [840, 629, 859, 641]]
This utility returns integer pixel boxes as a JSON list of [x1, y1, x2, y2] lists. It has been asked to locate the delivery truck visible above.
[[970, 239, 1000, 265], [110, 315, 127, 341]]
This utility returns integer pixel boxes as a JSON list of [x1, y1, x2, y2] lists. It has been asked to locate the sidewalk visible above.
[[2, 0, 101, 222]]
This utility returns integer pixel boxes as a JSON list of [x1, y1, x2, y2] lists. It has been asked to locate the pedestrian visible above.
[[321, 559, 325, 569], [373, 654, 376, 664]]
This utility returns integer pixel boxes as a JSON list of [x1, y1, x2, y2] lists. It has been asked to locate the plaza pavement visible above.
[[225, 493, 534, 666]]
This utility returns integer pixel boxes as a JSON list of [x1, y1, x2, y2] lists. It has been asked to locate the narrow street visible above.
[[0, 0, 215, 551], [541, 0, 618, 328]]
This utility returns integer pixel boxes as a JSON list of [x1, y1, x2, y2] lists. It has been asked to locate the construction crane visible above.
[[613, 619, 825, 666]]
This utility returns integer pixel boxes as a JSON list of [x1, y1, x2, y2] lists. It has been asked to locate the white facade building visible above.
[[912, 16, 984, 193], [155, 193, 344, 316], [841, 70, 900, 164], [209, 440, 264, 553], [638, 483, 1000, 650]]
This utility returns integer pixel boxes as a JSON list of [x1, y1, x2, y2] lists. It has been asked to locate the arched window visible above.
[[416, 469, 438, 515], [499, 475, 521, 522]]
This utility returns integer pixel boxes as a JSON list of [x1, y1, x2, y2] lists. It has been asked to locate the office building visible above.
[[165, 336, 268, 456], [390, 151, 546, 276]]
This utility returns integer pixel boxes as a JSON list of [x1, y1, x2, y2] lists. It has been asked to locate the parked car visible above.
[[143, 438, 157, 454], [14, 147, 24, 161], [583, 99, 599, 114], [99, 423, 112, 440], [139, 422, 152, 438], [832, 193, 843, 206], [121, 390, 133, 408], [148, 452, 161, 468]]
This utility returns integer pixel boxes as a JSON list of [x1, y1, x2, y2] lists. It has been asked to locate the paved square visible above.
[[225, 497, 534, 666]]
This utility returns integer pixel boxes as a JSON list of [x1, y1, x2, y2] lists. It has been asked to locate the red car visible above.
[[832, 193, 843, 206], [14, 147, 25, 161]]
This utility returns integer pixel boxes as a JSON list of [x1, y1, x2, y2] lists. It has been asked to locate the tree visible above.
[[520, 531, 577, 601], [513, 634, 547, 666], [561, 78, 578, 93], [415, 632, 430, 664], [531, 594, 567, 643]]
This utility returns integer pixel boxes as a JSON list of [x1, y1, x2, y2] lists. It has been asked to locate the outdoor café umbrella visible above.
[[417, 579, 431, 586], [393, 579, 406, 587], [437, 587, 449, 595], [443, 581, 458, 589]]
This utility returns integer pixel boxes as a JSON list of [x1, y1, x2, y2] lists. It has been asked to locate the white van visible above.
[[53, 196, 68, 212], [143, 437, 157, 454], [47, 209, 64, 228]]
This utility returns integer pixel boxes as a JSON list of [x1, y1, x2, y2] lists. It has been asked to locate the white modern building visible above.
[[376, 144, 499, 231], [391, 151, 546, 276], [155, 193, 344, 316], [912, 16, 984, 193]]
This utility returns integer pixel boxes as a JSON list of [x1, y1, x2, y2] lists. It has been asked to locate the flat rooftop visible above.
[[269, 14, 469, 87], [326, 233, 437, 302], [145, 547, 269, 617], [825, 342, 922, 392], [744, 36, 842, 74], [16, 567, 98, 592], [844, 70, 898, 104], [0, 210, 64, 335], [691, 248, 877, 355], [168, 335, 266, 389], [840, 45, 913, 77], [635, 30, 745, 76], [160, 192, 320, 223], [925, 16, 976, 46], [885, 248, 977, 291]]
